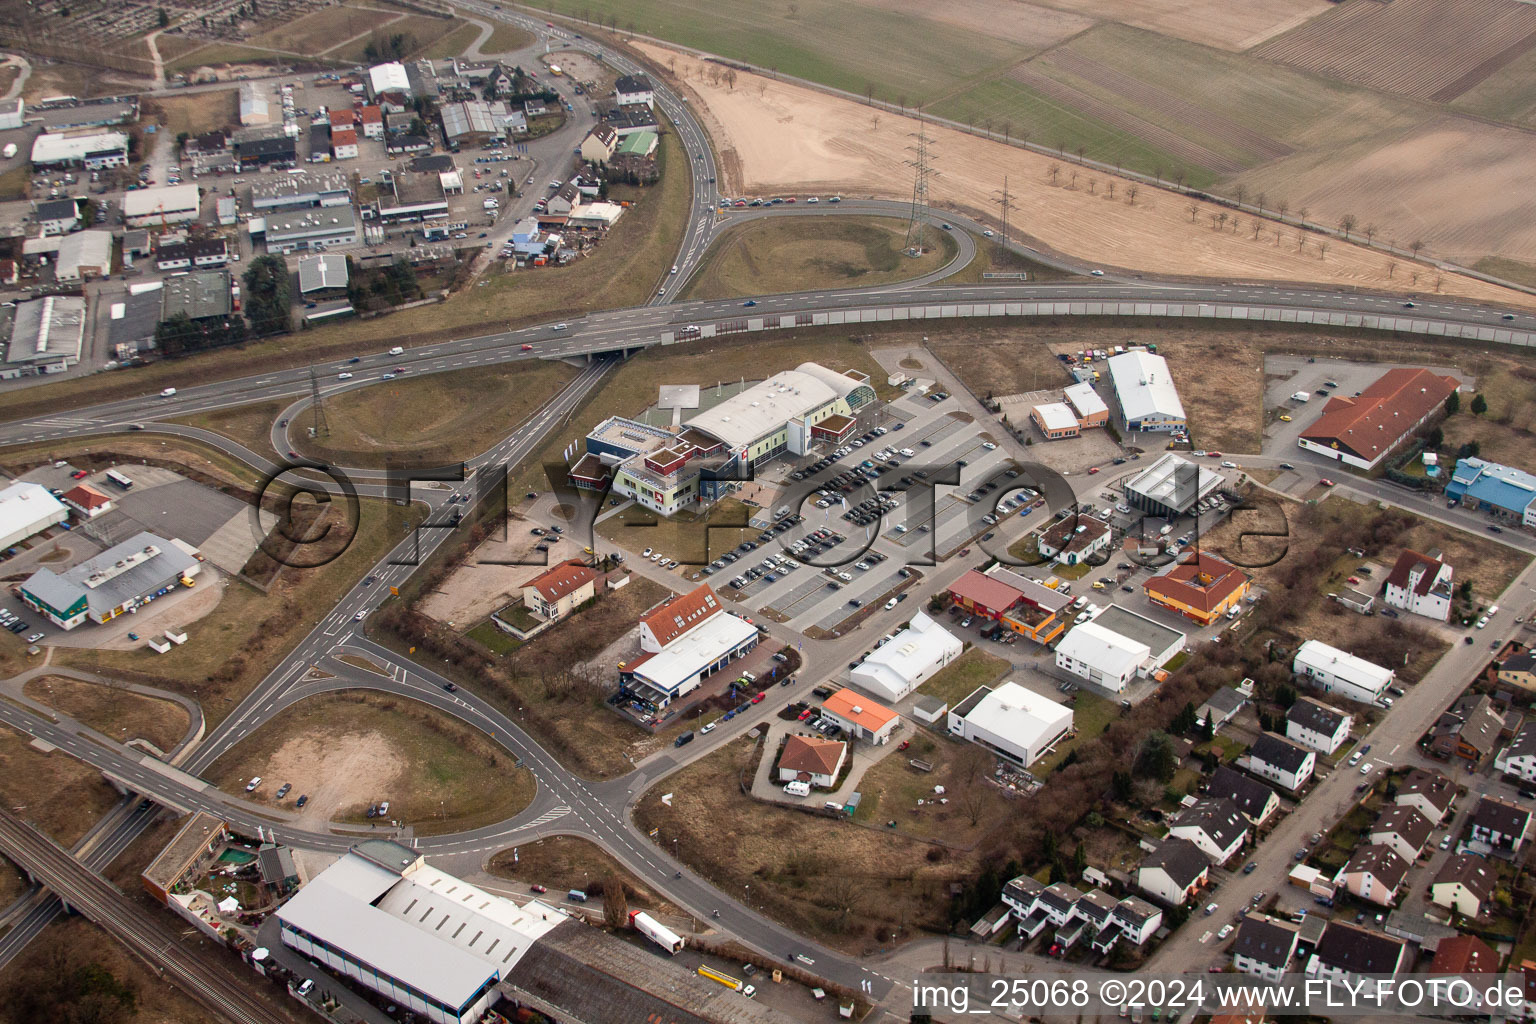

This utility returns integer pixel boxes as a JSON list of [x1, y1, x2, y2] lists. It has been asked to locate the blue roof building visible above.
[[1445, 457, 1536, 525]]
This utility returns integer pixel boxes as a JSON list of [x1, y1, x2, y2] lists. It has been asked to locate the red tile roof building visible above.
[[776, 734, 847, 786], [947, 569, 1024, 620], [1298, 368, 1459, 470], [1429, 934, 1498, 975], [520, 559, 597, 621], [638, 583, 723, 652], [1144, 553, 1251, 626]]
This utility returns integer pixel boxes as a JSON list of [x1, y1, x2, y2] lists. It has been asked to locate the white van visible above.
[[160, 387, 177, 397], [784, 780, 810, 797], [389, 346, 404, 355]]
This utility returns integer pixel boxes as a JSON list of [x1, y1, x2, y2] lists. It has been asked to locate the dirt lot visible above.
[[1253, 0, 1536, 102], [488, 835, 679, 914], [295, 360, 579, 468], [635, 735, 1003, 952], [206, 690, 534, 835], [680, 216, 957, 301], [1439, 363, 1536, 466], [22, 675, 190, 755], [143, 89, 239, 138], [0, 853, 27, 907], [640, 41, 1530, 303], [0, 723, 124, 847]]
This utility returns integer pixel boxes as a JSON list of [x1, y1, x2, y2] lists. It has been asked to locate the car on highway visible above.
[[552, 323, 569, 331], [1090, 269, 1105, 276], [338, 372, 353, 380], [522, 344, 534, 351], [352, 610, 366, 621], [443, 682, 458, 692], [743, 299, 758, 307]]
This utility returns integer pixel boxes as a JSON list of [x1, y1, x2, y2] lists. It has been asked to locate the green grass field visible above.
[[1453, 46, 1536, 128], [525, 0, 1034, 105], [680, 216, 957, 300], [423, 20, 485, 60]]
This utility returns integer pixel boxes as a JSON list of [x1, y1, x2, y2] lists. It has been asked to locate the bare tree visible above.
[[1434, 274, 1443, 292], [962, 787, 988, 827], [1256, 192, 1267, 215], [1188, 202, 1200, 222], [1231, 216, 1243, 235], [865, 82, 874, 105], [1297, 206, 1309, 224], [1276, 198, 1289, 221], [897, 93, 906, 112], [1106, 181, 1115, 200], [1252, 220, 1263, 240], [1087, 178, 1096, 195], [1173, 168, 1187, 189], [1364, 223, 1377, 246], [1410, 239, 1426, 259], [1339, 214, 1357, 240], [1386, 259, 1397, 279], [823, 876, 869, 930], [1214, 211, 1228, 231], [1074, 144, 1086, 163], [1318, 239, 1330, 260], [1047, 163, 1060, 186], [1234, 184, 1247, 208], [1152, 165, 1163, 184], [1296, 233, 1307, 253], [1126, 182, 1139, 205], [958, 745, 992, 785], [1411, 270, 1420, 286], [1069, 169, 1078, 188], [602, 871, 628, 929]]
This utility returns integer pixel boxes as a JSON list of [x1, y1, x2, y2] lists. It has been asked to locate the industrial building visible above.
[[161, 270, 233, 321], [32, 95, 138, 131], [298, 253, 350, 295], [1030, 402, 1080, 440], [123, 184, 201, 227], [945, 566, 1071, 645], [1063, 381, 1109, 428], [34, 197, 80, 235], [1445, 457, 1536, 526], [154, 238, 229, 272], [820, 687, 900, 745], [1054, 621, 1148, 692], [238, 82, 270, 125], [1298, 367, 1459, 471], [0, 295, 86, 378], [586, 364, 876, 516], [232, 125, 297, 170], [378, 171, 449, 222], [277, 839, 559, 1024], [29, 130, 129, 170], [256, 205, 361, 254], [0, 482, 68, 548], [619, 585, 759, 708], [1124, 453, 1222, 519], [21, 530, 203, 629], [602, 103, 658, 137], [849, 611, 962, 702], [1106, 350, 1186, 433], [0, 97, 23, 131], [948, 681, 1072, 767], [250, 171, 352, 212], [52, 230, 112, 283]]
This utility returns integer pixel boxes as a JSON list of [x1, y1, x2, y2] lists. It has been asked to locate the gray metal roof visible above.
[[161, 270, 231, 321], [298, 253, 349, 293], [6, 295, 85, 366], [22, 530, 199, 617]]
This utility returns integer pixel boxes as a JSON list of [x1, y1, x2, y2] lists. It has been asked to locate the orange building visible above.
[[1144, 553, 1251, 626]]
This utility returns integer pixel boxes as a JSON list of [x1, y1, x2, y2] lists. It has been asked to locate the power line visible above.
[[992, 175, 1014, 250], [308, 366, 329, 439], [903, 110, 939, 254]]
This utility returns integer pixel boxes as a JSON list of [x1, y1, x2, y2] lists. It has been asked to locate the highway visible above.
[[0, 806, 294, 1024]]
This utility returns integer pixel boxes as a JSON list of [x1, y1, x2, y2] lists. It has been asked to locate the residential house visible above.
[[1496, 720, 1536, 783], [546, 181, 582, 217], [1246, 733, 1316, 792], [1501, 651, 1536, 694], [357, 105, 384, 139], [1231, 916, 1299, 982], [1334, 844, 1407, 907], [1430, 693, 1506, 766], [1293, 639, 1394, 706], [1168, 797, 1249, 865], [1037, 512, 1112, 566], [1207, 765, 1280, 827], [1470, 795, 1531, 855], [1383, 549, 1454, 621], [1199, 686, 1248, 729], [602, 103, 658, 137], [1136, 838, 1210, 906], [1305, 922, 1406, 983], [1428, 935, 1499, 987], [1002, 874, 1045, 921], [1285, 697, 1353, 756], [1144, 553, 1251, 626], [1108, 896, 1162, 948], [1368, 804, 1434, 863], [613, 74, 654, 108], [61, 484, 112, 519], [331, 128, 359, 161], [580, 123, 618, 164], [1396, 768, 1456, 823], [776, 734, 846, 788], [1431, 854, 1496, 919], [520, 560, 597, 622]]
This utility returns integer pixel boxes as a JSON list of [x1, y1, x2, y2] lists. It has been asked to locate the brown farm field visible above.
[[1032, 0, 1327, 50], [1252, 0, 1536, 103], [642, 41, 1531, 304], [142, 89, 240, 137], [249, 3, 405, 53]]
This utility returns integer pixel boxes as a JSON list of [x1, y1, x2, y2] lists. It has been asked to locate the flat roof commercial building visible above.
[[1030, 402, 1080, 440], [1063, 381, 1109, 427], [1299, 367, 1459, 471], [278, 839, 560, 1024], [948, 681, 1072, 768], [258, 204, 360, 253], [21, 530, 203, 629], [621, 584, 759, 708], [161, 270, 232, 321], [123, 184, 201, 227], [1445, 457, 1536, 527], [1089, 605, 1186, 669], [1107, 350, 1185, 433], [378, 171, 449, 222], [682, 363, 876, 465], [250, 171, 352, 211], [33, 95, 138, 131], [1124, 453, 1222, 519], [30, 130, 129, 170], [1294, 639, 1393, 705], [1055, 621, 1148, 693], [1, 295, 86, 378], [850, 611, 962, 702], [0, 482, 68, 549]]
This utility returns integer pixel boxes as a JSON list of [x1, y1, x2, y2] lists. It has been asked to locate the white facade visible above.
[[1496, 724, 1536, 783], [122, 184, 201, 226], [1246, 735, 1317, 792], [1106, 350, 1186, 432], [1383, 554, 1454, 622], [1054, 621, 1148, 693], [1286, 698, 1353, 756], [947, 682, 1072, 768], [30, 130, 129, 169], [849, 612, 961, 702], [0, 482, 68, 549], [1293, 639, 1393, 705], [53, 230, 112, 282]]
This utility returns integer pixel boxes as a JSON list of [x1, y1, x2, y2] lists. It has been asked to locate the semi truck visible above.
[[630, 911, 684, 954]]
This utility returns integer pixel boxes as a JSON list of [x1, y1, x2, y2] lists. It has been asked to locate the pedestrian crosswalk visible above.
[[508, 805, 571, 832]]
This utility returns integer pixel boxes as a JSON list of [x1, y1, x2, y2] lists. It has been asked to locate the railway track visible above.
[[0, 806, 290, 1024]]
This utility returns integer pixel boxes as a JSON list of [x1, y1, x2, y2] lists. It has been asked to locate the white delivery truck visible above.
[[1291, 391, 1311, 403], [630, 911, 685, 954]]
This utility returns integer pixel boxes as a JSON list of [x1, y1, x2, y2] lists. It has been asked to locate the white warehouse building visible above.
[[1107, 350, 1186, 433], [0, 482, 68, 549], [948, 681, 1073, 768], [277, 839, 561, 1024], [1293, 639, 1394, 705], [1054, 621, 1149, 693], [850, 611, 962, 702]]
